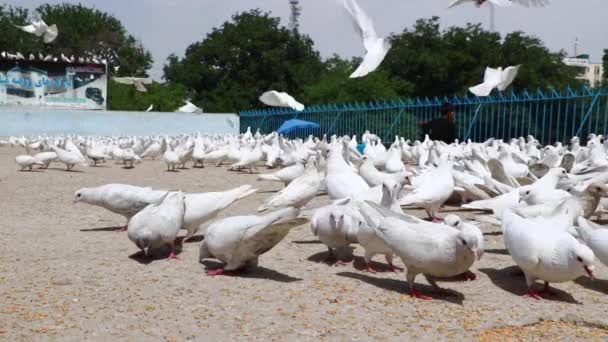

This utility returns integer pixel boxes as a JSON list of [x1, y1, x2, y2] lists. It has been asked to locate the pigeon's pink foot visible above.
[[388, 265, 403, 273], [207, 268, 226, 276], [117, 225, 128, 232], [364, 263, 377, 273], [167, 252, 181, 260], [333, 259, 349, 267], [524, 290, 543, 300], [410, 289, 432, 300], [431, 218, 442, 223]]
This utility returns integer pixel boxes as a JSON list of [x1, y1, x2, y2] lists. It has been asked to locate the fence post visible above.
[[464, 103, 483, 141], [575, 89, 604, 138]]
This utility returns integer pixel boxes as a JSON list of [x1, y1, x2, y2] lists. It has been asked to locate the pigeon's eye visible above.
[[461, 239, 467, 245], [562, 170, 566, 174], [77, 193, 81, 197], [525, 191, 530, 195], [577, 256, 583, 262]]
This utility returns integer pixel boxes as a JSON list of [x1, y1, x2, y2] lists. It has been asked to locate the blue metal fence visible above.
[[240, 86, 608, 144]]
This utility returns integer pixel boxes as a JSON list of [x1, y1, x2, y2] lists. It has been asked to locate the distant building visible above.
[[563, 55, 604, 88]]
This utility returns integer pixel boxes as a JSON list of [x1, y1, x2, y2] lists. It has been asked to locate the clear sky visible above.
[[7, 0, 608, 80]]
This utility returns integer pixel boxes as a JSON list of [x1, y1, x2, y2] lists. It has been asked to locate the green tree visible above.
[[164, 10, 324, 112], [384, 17, 581, 98], [302, 54, 412, 104], [108, 81, 188, 112]]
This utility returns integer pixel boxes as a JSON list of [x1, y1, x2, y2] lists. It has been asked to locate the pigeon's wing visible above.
[[342, 0, 378, 45], [349, 39, 391, 79], [447, 0, 472, 8], [43, 24, 58, 43], [513, 0, 550, 7], [283, 93, 305, 111], [113, 77, 135, 85], [15, 24, 37, 34], [259, 91, 283, 107], [498, 65, 520, 91], [241, 218, 308, 256], [133, 80, 148, 92], [488, 0, 515, 7]]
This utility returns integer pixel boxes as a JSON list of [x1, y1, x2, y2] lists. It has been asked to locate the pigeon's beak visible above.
[[584, 265, 595, 279], [469, 248, 480, 261]]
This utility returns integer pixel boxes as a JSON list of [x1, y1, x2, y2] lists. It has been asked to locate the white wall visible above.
[[0, 109, 239, 136]]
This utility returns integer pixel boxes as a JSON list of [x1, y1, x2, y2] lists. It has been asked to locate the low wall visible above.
[[0, 109, 239, 136]]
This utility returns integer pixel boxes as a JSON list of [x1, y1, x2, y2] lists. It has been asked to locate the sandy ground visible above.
[[1, 146, 608, 341]]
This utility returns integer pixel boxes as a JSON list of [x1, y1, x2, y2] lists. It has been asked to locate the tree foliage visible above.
[[108, 81, 187, 112], [383, 17, 582, 98], [164, 10, 325, 113]]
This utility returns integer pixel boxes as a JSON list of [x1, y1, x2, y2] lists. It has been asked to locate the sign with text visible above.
[[0, 58, 107, 110]]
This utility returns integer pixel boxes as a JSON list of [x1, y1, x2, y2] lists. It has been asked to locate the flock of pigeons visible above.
[[4, 126, 608, 301]]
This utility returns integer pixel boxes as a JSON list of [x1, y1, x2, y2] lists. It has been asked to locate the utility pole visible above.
[[288, 0, 301, 34]]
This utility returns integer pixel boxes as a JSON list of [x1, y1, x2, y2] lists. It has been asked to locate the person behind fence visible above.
[[417, 103, 456, 143]]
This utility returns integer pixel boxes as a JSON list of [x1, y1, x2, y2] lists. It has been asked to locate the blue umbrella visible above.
[[277, 119, 320, 136]]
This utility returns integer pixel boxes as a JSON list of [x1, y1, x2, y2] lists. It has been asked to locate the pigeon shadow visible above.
[[256, 189, 281, 194], [307, 248, 356, 265], [18, 169, 43, 172], [351, 256, 395, 273], [184, 235, 205, 243], [200, 260, 301, 283], [575, 276, 608, 295], [336, 272, 464, 304], [479, 266, 580, 304], [485, 248, 509, 255], [79, 226, 125, 232], [128, 247, 183, 265], [46, 167, 85, 173], [483, 231, 504, 236], [165, 169, 180, 173], [291, 239, 323, 245]]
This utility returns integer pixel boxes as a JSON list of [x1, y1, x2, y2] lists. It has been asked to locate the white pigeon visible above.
[[141, 141, 162, 160], [258, 160, 320, 212], [342, 0, 391, 78], [113, 77, 153, 92], [577, 217, 608, 267], [200, 207, 304, 275], [163, 145, 180, 171], [146, 104, 153, 112], [257, 160, 306, 186], [15, 17, 58, 43], [259, 91, 305, 111], [176, 100, 203, 113], [50, 145, 87, 171], [358, 156, 408, 187], [15, 155, 44, 171], [469, 66, 520, 97], [355, 184, 408, 273], [502, 211, 595, 300], [74, 184, 168, 230], [128, 191, 186, 259], [398, 162, 455, 220], [85, 146, 111, 166], [360, 201, 482, 300], [181, 185, 258, 241], [33, 151, 57, 169], [311, 200, 359, 266]]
